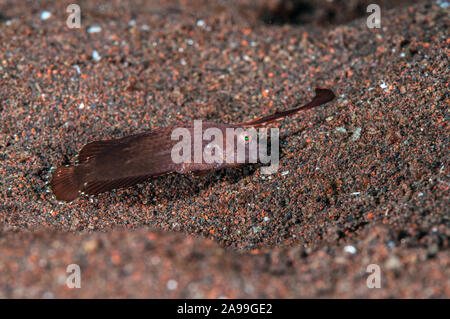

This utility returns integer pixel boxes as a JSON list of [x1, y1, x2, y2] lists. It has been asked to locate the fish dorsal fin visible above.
[[77, 132, 152, 164], [240, 88, 335, 128]]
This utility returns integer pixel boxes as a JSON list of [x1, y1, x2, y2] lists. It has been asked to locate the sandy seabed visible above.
[[0, 0, 448, 298]]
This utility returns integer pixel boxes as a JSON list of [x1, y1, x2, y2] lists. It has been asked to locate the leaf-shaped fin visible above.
[[82, 174, 154, 196]]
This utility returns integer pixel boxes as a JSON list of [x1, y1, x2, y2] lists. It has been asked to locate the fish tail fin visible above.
[[50, 165, 81, 202]]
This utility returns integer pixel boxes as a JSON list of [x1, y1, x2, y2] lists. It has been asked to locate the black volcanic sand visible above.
[[0, 0, 448, 297]]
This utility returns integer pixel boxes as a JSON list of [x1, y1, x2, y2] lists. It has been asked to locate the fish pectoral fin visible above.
[[82, 175, 153, 196]]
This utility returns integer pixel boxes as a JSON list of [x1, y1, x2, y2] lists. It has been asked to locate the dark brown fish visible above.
[[50, 88, 335, 202]]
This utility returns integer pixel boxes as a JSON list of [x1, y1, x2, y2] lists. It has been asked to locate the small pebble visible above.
[[87, 26, 102, 34], [385, 256, 401, 270], [40, 11, 51, 20], [73, 65, 81, 74], [166, 279, 178, 290], [379, 81, 388, 89], [351, 128, 362, 141], [92, 50, 101, 62], [344, 245, 357, 254], [437, 0, 449, 9]]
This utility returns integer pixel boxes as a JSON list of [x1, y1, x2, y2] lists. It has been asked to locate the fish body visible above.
[[51, 123, 248, 201], [51, 88, 335, 202]]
